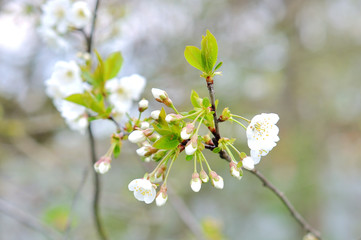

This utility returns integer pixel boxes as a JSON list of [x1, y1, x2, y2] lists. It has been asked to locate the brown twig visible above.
[[205, 76, 322, 240]]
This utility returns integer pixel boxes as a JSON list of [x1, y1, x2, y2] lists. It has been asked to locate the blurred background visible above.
[[1, 0, 361, 239]]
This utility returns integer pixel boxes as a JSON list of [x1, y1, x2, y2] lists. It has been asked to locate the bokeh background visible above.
[[1, 0, 361, 239]]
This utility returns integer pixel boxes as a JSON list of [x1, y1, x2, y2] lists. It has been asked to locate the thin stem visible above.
[[163, 152, 178, 184], [179, 110, 202, 120], [193, 154, 197, 173], [230, 118, 247, 130], [231, 114, 251, 123], [149, 150, 174, 176], [195, 115, 206, 135], [198, 151, 212, 172], [170, 104, 180, 114], [88, 125, 108, 240], [227, 143, 241, 156], [224, 145, 237, 163]]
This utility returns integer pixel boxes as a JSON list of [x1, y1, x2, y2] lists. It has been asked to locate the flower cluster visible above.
[[39, 0, 91, 48], [124, 86, 280, 206], [45, 60, 90, 133]]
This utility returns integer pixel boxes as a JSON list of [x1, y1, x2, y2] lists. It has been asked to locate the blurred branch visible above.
[[168, 188, 207, 240], [247, 169, 322, 239], [0, 198, 63, 240], [205, 77, 322, 240], [64, 166, 89, 239]]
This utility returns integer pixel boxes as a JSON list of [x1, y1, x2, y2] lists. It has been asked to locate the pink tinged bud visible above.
[[199, 169, 209, 183], [128, 130, 146, 143], [94, 157, 111, 174], [185, 144, 197, 155], [156, 185, 168, 206], [138, 99, 149, 111], [210, 171, 224, 189], [229, 162, 242, 180], [242, 157, 255, 170], [190, 173, 202, 192], [165, 114, 181, 123], [150, 110, 161, 120], [181, 123, 194, 140]]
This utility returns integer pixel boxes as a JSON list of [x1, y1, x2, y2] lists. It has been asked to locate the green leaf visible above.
[[65, 92, 105, 114], [184, 46, 204, 72], [190, 90, 201, 108], [240, 152, 247, 159], [201, 30, 218, 74], [185, 155, 193, 161], [213, 147, 221, 153], [153, 134, 180, 150], [104, 51, 123, 81], [202, 97, 210, 108], [214, 62, 223, 71], [92, 50, 104, 87]]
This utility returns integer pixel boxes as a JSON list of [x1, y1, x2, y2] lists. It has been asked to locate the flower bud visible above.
[[185, 135, 198, 155], [190, 173, 202, 192], [181, 123, 194, 140], [94, 156, 111, 174], [151, 88, 172, 107], [242, 156, 255, 170], [229, 162, 242, 180], [140, 121, 150, 129], [128, 130, 146, 143], [202, 135, 214, 146], [165, 113, 181, 123], [199, 169, 209, 183], [151, 110, 161, 120], [156, 185, 168, 207], [219, 107, 231, 122], [210, 171, 224, 189], [136, 145, 157, 157], [138, 99, 149, 112]]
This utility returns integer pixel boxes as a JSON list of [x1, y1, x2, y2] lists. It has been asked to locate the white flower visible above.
[[58, 100, 88, 133], [138, 99, 149, 109], [38, 26, 69, 49], [151, 110, 161, 120], [247, 113, 280, 151], [106, 75, 146, 101], [128, 130, 146, 143], [68, 1, 91, 29], [41, 0, 71, 34], [151, 88, 167, 101], [190, 173, 202, 192], [156, 192, 168, 206], [250, 149, 269, 165], [242, 156, 255, 170], [128, 179, 156, 204]]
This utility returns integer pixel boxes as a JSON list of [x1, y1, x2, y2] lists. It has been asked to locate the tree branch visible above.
[[205, 77, 322, 240], [84, 1, 108, 239], [88, 124, 108, 240]]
